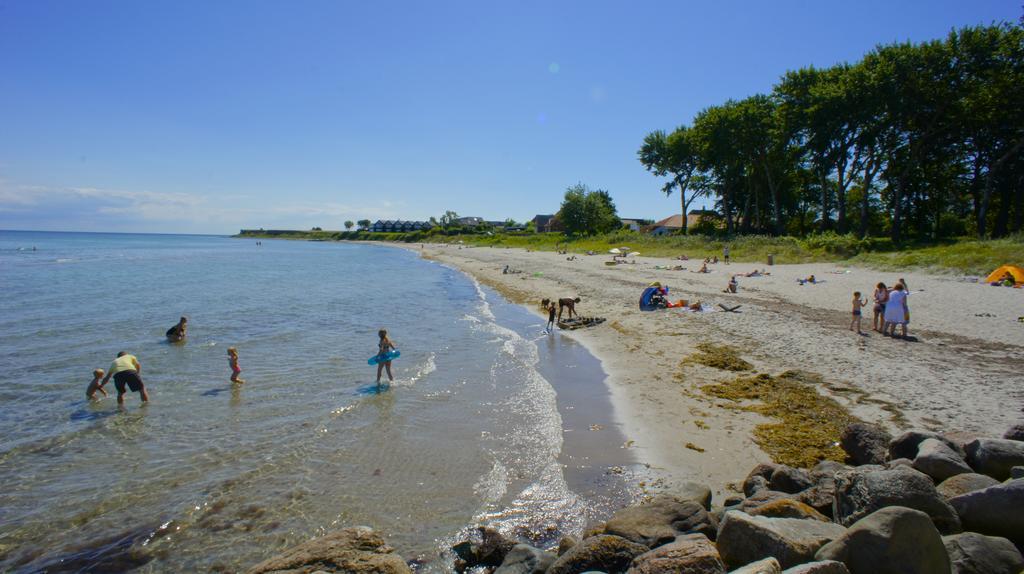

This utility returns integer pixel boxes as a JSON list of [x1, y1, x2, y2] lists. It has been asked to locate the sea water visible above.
[[0, 231, 632, 572]]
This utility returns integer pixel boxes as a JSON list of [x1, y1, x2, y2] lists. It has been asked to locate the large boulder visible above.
[[744, 464, 781, 497], [889, 430, 964, 461], [949, 479, 1024, 546], [602, 495, 715, 547], [832, 466, 961, 533], [912, 438, 973, 482], [935, 473, 999, 500], [626, 533, 725, 574], [780, 561, 850, 574], [746, 499, 830, 522], [246, 526, 412, 574], [451, 526, 517, 568], [840, 423, 891, 466], [731, 557, 782, 574], [1003, 423, 1024, 442], [814, 506, 950, 574], [769, 466, 814, 494], [964, 438, 1024, 480], [494, 544, 557, 574], [943, 532, 1024, 574], [715, 511, 846, 570], [546, 535, 648, 574]]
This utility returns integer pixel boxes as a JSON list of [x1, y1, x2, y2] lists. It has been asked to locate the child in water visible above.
[[850, 291, 868, 334], [86, 368, 107, 400], [546, 302, 556, 332], [375, 329, 396, 388], [227, 347, 245, 384]]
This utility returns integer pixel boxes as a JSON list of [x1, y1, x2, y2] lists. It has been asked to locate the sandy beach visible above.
[[407, 243, 1024, 496]]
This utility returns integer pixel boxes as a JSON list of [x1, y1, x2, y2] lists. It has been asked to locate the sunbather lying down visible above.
[[502, 265, 523, 274], [797, 274, 817, 285]]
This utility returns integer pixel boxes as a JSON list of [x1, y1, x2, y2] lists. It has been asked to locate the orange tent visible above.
[[985, 264, 1024, 284]]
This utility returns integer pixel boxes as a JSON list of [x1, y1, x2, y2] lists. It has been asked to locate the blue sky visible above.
[[1, 1, 1019, 234]]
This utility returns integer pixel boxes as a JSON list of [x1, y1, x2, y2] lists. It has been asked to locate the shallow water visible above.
[[0, 232, 633, 572]]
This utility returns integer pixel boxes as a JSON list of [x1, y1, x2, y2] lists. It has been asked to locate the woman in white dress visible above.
[[883, 283, 909, 338]]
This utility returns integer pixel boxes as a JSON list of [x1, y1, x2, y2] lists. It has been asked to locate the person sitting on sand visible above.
[[86, 368, 107, 400], [724, 276, 738, 293], [883, 283, 909, 338], [850, 291, 868, 334], [711, 256, 719, 264], [872, 282, 889, 332], [166, 316, 188, 342], [676, 254, 689, 261], [558, 297, 581, 321], [695, 262, 709, 273], [98, 351, 149, 404], [997, 271, 1015, 286]]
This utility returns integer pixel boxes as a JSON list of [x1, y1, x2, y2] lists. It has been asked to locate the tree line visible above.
[[639, 23, 1024, 241]]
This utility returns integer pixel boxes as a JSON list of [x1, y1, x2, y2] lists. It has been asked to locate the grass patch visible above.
[[686, 342, 753, 371], [701, 370, 860, 468]]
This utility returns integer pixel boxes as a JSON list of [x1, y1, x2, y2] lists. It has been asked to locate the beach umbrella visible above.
[[609, 248, 621, 254], [620, 246, 631, 252], [628, 252, 640, 257]]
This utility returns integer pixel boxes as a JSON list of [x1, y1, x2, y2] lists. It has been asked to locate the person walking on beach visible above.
[[883, 283, 909, 338], [850, 291, 868, 334], [227, 347, 245, 384], [166, 316, 188, 343], [558, 297, 581, 321], [546, 302, 556, 332], [98, 351, 149, 404], [872, 282, 888, 332], [375, 329, 397, 388]]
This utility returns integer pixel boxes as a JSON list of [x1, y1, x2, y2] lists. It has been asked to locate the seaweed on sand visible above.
[[701, 370, 860, 468], [686, 342, 753, 371]]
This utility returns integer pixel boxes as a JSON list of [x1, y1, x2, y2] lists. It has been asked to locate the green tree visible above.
[[557, 184, 620, 235], [357, 219, 371, 230], [344, 220, 354, 230], [638, 127, 708, 233], [439, 210, 460, 228]]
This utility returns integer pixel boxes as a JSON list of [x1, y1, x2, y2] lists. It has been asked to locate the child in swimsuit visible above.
[[850, 291, 867, 334], [227, 347, 245, 384], [375, 329, 396, 388], [546, 303, 556, 332], [86, 368, 107, 400]]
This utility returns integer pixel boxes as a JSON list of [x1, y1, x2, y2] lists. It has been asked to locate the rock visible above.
[[949, 479, 1024, 546], [625, 533, 725, 574], [246, 526, 412, 574], [912, 438, 973, 482], [1011, 466, 1024, 479], [716, 511, 846, 570], [815, 506, 950, 574], [1003, 423, 1024, 442], [964, 438, 1024, 480], [943, 532, 1024, 574], [780, 561, 850, 574], [668, 481, 713, 510], [935, 473, 999, 500], [795, 485, 835, 519], [546, 535, 648, 574], [602, 495, 715, 547], [889, 430, 965, 461], [769, 466, 814, 494], [724, 495, 744, 507], [558, 536, 579, 556], [840, 423, 891, 466], [494, 544, 556, 574], [810, 460, 847, 478], [747, 499, 830, 522], [730, 557, 782, 574], [744, 464, 780, 497], [451, 526, 517, 568], [832, 466, 961, 533], [884, 458, 913, 470]]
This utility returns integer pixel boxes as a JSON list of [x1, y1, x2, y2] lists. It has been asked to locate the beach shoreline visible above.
[[388, 241, 1024, 497]]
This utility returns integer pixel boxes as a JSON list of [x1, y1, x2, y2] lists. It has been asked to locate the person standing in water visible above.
[[227, 347, 245, 384], [166, 316, 188, 343], [375, 329, 397, 388], [98, 351, 149, 404], [546, 302, 556, 332]]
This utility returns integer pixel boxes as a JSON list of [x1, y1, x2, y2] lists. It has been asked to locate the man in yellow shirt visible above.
[[98, 351, 149, 404]]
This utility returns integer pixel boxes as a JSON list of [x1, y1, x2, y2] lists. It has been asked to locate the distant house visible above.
[[531, 214, 562, 232], [648, 210, 720, 235], [455, 216, 483, 227], [620, 218, 651, 232], [369, 220, 435, 232], [687, 209, 719, 229]]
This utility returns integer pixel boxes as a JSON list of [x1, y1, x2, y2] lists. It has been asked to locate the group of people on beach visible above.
[[850, 278, 911, 338]]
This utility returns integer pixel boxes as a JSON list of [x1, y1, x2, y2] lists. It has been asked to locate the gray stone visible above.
[[730, 557, 782, 574], [781, 561, 850, 574], [809, 460, 847, 479], [558, 536, 579, 556], [815, 506, 950, 574], [935, 473, 999, 500], [547, 535, 648, 574], [626, 534, 725, 574], [884, 458, 913, 470], [452, 526, 517, 568], [912, 438, 973, 482], [723, 495, 744, 507], [949, 478, 1024, 546], [889, 430, 965, 461], [494, 544, 557, 574], [943, 532, 1024, 574], [246, 526, 412, 574], [1003, 423, 1024, 442], [602, 495, 715, 547], [769, 466, 814, 494], [964, 438, 1024, 480], [840, 423, 891, 466], [1011, 466, 1024, 479], [832, 466, 961, 533], [716, 511, 846, 570], [670, 481, 713, 510], [744, 464, 780, 497], [746, 499, 830, 522]]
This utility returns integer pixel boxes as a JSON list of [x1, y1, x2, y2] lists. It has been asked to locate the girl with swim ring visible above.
[[375, 329, 396, 388], [227, 347, 245, 384]]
